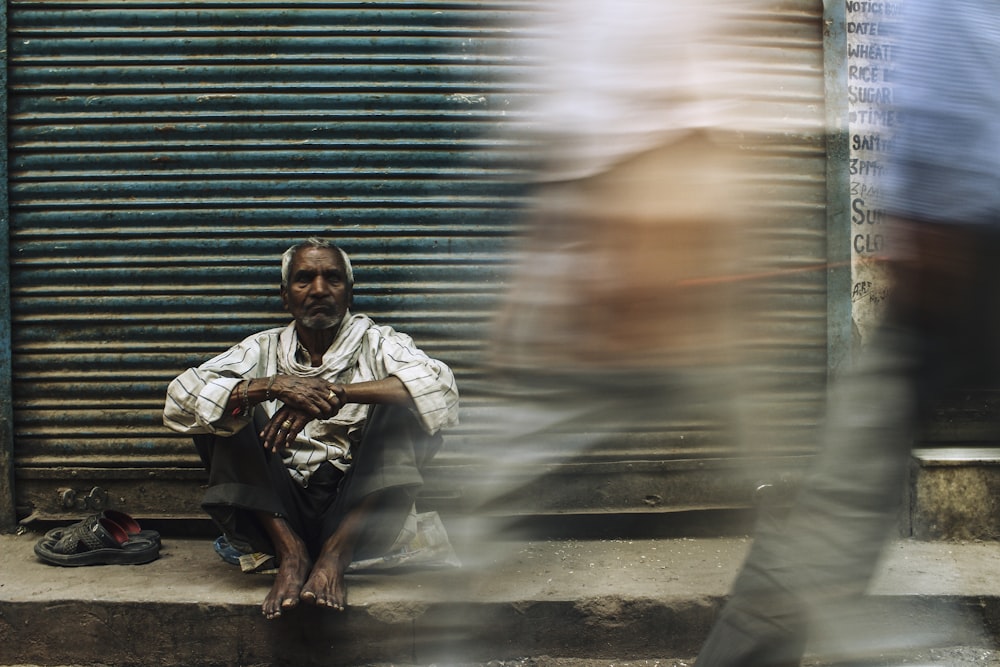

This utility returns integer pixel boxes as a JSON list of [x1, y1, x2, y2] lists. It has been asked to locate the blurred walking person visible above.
[[695, 2, 1000, 663], [472, 0, 817, 499]]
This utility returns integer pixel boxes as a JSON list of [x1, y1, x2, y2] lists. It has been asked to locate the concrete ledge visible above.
[[911, 448, 1000, 540], [4, 530, 1000, 666]]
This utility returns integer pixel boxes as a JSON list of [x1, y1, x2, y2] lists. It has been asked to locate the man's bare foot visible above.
[[298, 492, 378, 611], [300, 550, 351, 611], [262, 551, 312, 619]]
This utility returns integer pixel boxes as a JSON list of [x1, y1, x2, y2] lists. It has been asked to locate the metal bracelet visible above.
[[240, 379, 251, 417]]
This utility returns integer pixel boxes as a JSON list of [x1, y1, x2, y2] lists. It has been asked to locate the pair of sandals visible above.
[[34, 510, 161, 567]]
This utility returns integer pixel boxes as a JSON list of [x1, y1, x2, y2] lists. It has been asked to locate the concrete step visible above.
[[4, 526, 1000, 667]]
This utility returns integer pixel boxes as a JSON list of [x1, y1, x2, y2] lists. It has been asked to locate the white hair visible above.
[[280, 237, 354, 288]]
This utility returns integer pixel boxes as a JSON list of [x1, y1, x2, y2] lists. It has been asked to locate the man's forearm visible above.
[[225, 375, 281, 417], [227, 374, 413, 418], [336, 376, 414, 408]]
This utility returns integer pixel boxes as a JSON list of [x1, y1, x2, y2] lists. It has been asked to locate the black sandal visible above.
[[34, 516, 160, 567], [43, 510, 160, 546]]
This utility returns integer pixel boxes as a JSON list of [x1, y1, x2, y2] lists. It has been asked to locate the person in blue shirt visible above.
[[695, 2, 1000, 664]]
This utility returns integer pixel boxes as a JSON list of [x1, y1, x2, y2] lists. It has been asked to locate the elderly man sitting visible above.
[[164, 238, 459, 619]]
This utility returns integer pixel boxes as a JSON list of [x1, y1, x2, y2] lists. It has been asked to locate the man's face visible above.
[[281, 246, 353, 331]]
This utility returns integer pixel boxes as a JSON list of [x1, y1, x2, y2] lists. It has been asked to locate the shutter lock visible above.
[[59, 486, 110, 511]]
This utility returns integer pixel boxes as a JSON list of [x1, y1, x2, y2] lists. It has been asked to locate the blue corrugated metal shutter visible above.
[[7, 1, 830, 520], [8, 1, 537, 518]]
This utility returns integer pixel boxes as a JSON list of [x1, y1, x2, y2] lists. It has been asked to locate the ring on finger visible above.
[[281, 419, 294, 430], [327, 389, 336, 401]]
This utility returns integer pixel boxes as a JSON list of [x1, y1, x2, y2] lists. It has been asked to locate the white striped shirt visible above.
[[163, 313, 459, 484]]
